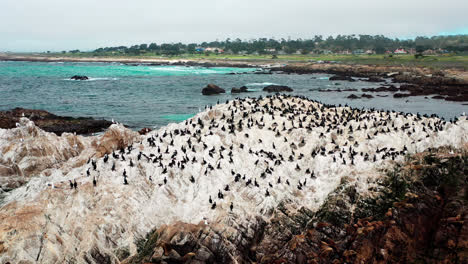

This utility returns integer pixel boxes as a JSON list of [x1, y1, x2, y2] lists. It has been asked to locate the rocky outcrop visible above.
[[347, 94, 359, 99], [0, 96, 466, 264], [263, 85, 293, 93], [0, 108, 113, 135], [231, 86, 249, 93], [70, 75, 89, 80], [201, 84, 226, 95], [362, 80, 468, 102], [271, 64, 468, 101]]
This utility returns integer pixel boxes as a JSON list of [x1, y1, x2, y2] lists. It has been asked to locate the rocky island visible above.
[[0, 95, 466, 263]]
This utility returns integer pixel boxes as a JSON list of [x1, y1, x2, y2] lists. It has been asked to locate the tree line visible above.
[[87, 34, 467, 56]]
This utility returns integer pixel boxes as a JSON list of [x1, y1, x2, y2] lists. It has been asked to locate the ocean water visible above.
[[0, 61, 466, 129]]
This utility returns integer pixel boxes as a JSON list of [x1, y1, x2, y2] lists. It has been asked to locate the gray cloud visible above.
[[1, 0, 467, 52]]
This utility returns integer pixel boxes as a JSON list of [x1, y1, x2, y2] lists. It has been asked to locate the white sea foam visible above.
[[246, 82, 279, 86]]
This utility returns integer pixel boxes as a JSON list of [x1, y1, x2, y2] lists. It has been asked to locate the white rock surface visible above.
[[0, 95, 466, 263]]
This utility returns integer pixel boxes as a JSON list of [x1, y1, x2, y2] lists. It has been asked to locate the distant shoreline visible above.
[[1, 53, 467, 80], [0, 54, 262, 68]]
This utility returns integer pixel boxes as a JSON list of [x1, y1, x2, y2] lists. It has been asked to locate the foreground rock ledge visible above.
[[0, 108, 113, 135]]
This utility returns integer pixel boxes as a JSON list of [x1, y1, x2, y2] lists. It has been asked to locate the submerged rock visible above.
[[347, 94, 360, 99], [231, 86, 250, 93], [329, 75, 355, 82], [201, 84, 226, 95]]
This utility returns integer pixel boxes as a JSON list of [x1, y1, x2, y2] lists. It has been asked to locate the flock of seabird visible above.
[[73, 94, 460, 213]]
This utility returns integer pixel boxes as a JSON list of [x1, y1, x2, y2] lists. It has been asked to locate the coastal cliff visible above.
[[0, 95, 466, 263]]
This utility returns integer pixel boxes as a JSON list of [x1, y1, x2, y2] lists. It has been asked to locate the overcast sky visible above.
[[1, 0, 467, 52]]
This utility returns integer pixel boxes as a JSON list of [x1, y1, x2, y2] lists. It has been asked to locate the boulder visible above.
[[263, 85, 293, 93], [329, 75, 355, 82], [231, 86, 249, 93], [393, 93, 411, 98], [70, 75, 89, 80], [202, 84, 226, 95]]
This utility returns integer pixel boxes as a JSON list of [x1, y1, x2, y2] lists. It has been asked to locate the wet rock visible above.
[[329, 75, 355, 82], [263, 85, 293, 92], [0, 108, 112, 135], [70, 75, 89, 80], [347, 94, 360, 99], [432, 95, 446, 100], [201, 84, 226, 95], [445, 94, 468, 102], [231, 86, 250, 93], [394, 93, 411, 98], [365, 76, 385, 82], [361, 93, 374, 98], [362, 85, 399, 92], [253, 71, 272, 74]]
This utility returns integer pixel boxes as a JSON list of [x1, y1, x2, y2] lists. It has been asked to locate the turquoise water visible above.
[[0, 61, 466, 129]]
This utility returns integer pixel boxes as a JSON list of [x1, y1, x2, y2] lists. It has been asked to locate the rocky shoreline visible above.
[[271, 64, 468, 102], [0, 108, 112, 135]]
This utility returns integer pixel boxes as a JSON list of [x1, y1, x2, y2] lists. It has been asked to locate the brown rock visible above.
[[201, 84, 226, 95], [263, 85, 293, 93]]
